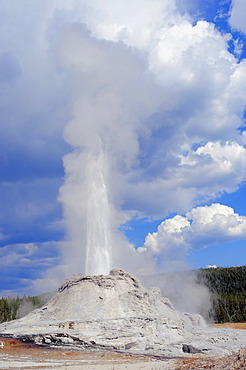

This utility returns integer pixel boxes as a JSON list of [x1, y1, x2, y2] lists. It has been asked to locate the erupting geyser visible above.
[[85, 152, 112, 275]]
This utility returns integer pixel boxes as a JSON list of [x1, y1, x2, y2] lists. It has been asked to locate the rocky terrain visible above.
[[0, 336, 245, 369], [0, 269, 245, 360], [177, 348, 246, 369]]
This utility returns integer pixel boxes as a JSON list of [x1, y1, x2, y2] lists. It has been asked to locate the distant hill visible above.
[[196, 266, 246, 323]]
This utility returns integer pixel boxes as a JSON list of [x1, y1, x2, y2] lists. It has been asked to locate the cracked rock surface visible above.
[[0, 269, 245, 358]]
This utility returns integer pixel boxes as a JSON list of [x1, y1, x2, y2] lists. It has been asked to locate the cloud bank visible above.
[[144, 203, 246, 256], [229, 0, 246, 34]]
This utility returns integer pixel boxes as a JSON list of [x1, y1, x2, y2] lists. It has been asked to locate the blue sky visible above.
[[0, 0, 246, 296]]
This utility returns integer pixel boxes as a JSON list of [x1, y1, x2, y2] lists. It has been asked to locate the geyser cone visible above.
[[0, 270, 245, 358]]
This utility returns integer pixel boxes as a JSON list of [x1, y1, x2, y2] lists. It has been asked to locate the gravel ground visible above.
[[0, 337, 176, 369], [0, 325, 245, 370], [176, 348, 246, 369]]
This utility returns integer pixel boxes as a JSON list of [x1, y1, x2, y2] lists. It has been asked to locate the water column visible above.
[[85, 152, 112, 275]]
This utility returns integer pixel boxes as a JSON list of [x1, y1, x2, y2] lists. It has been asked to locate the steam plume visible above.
[[55, 2, 246, 277]]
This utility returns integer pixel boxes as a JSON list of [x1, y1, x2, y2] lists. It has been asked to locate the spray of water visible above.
[[55, 8, 246, 284], [85, 152, 112, 275]]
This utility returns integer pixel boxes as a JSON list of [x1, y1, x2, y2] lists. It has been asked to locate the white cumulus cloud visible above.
[[229, 0, 246, 34], [144, 204, 246, 256]]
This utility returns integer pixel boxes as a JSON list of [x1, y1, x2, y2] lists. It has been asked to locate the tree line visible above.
[[0, 294, 52, 323], [196, 266, 246, 323]]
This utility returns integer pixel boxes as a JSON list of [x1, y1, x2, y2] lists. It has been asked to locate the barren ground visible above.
[[0, 337, 176, 369], [211, 322, 246, 330], [0, 323, 245, 369]]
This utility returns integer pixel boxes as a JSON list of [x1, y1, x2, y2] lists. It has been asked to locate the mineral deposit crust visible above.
[[0, 269, 245, 358]]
